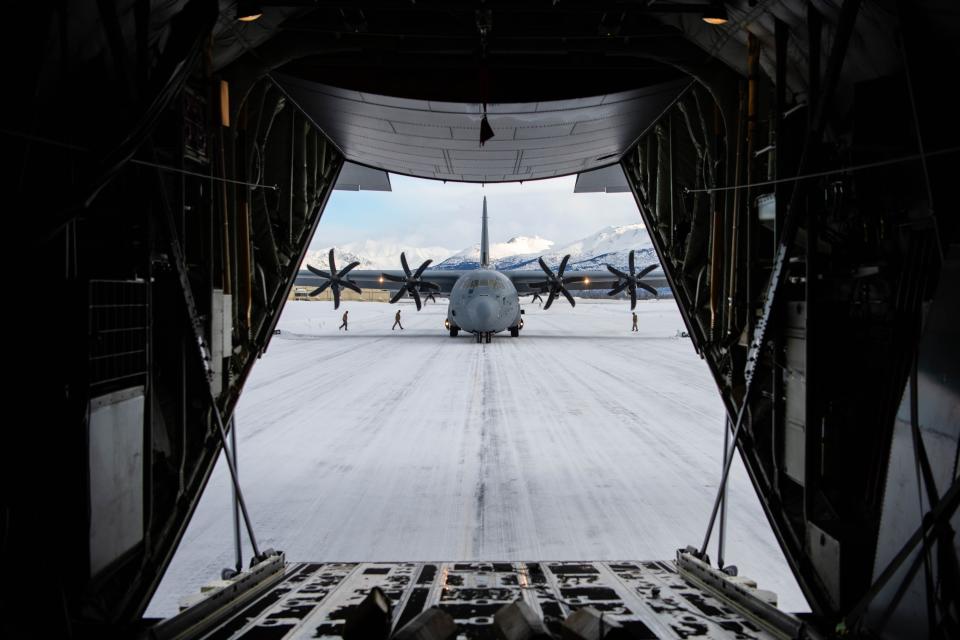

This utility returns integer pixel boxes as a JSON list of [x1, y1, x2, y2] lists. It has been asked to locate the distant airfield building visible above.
[[576, 287, 673, 301], [290, 286, 391, 303]]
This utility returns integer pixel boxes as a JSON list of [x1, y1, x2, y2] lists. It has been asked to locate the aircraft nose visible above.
[[472, 297, 497, 326]]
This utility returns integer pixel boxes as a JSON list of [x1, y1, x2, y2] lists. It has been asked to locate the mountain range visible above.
[[303, 223, 659, 274], [302, 241, 454, 273]]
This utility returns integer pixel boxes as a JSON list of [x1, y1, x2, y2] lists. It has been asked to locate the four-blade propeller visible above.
[[526, 254, 589, 310], [606, 249, 658, 310], [382, 252, 441, 311], [306, 249, 361, 309]]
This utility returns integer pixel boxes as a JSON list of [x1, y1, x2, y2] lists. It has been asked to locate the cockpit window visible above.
[[466, 277, 506, 290]]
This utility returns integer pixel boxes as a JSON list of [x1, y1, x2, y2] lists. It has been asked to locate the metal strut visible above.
[[843, 472, 960, 631], [701, 409, 746, 558], [896, 356, 959, 633], [231, 417, 243, 574], [210, 399, 262, 560], [717, 415, 730, 569]]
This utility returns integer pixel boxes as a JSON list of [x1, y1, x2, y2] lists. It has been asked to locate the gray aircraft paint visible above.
[[447, 270, 521, 335]]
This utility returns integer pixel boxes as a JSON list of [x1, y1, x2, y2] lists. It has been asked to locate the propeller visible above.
[[526, 254, 589, 310], [606, 249, 658, 310], [306, 249, 361, 309], [381, 252, 441, 311]]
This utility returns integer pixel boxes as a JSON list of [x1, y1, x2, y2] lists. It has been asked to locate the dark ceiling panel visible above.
[[574, 164, 631, 193], [334, 162, 392, 192]]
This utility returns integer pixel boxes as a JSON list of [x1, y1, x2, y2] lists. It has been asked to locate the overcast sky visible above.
[[310, 174, 644, 252]]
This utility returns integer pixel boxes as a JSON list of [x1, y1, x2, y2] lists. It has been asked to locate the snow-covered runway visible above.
[[148, 299, 806, 616]]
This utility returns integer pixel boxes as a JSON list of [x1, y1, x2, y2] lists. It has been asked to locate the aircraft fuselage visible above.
[[447, 269, 521, 335]]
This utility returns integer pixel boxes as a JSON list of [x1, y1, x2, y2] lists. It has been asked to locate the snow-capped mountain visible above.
[[434, 224, 658, 272], [302, 240, 454, 271], [436, 235, 553, 270], [302, 248, 372, 271], [550, 224, 652, 262], [534, 224, 657, 272]]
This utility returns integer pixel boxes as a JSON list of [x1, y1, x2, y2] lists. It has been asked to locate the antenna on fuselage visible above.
[[480, 196, 490, 268]]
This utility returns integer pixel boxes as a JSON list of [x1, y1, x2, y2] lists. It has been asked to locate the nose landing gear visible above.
[[475, 332, 492, 344]]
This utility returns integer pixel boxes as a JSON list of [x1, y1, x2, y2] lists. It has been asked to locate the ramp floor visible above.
[[180, 560, 782, 639]]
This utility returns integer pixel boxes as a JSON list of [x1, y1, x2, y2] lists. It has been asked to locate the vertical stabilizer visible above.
[[480, 196, 490, 268]]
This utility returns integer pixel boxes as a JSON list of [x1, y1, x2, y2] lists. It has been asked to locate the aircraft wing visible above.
[[504, 269, 670, 293], [296, 269, 462, 294]]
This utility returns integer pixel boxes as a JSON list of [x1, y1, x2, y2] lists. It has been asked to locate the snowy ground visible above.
[[147, 298, 807, 617]]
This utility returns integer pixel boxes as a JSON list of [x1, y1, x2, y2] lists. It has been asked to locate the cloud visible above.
[[311, 174, 643, 252]]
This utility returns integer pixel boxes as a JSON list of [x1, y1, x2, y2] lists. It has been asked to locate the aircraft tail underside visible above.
[[480, 196, 490, 268]]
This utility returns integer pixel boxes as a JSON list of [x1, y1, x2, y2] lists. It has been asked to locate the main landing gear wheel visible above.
[[509, 327, 519, 337], [449, 327, 459, 337]]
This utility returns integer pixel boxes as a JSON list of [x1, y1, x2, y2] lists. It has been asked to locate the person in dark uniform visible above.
[[392, 309, 404, 330], [339, 310, 348, 331], [631, 311, 638, 332]]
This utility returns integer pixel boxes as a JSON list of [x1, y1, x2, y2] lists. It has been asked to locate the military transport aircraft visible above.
[[300, 198, 666, 342]]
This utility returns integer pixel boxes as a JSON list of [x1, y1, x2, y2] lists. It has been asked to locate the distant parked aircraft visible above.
[[300, 198, 665, 343]]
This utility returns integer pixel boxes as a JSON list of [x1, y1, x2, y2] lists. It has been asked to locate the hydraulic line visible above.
[[0, 128, 278, 191], [683, 146, 960, 195]]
